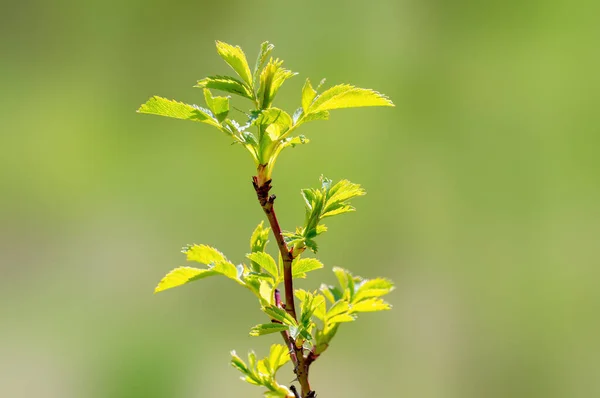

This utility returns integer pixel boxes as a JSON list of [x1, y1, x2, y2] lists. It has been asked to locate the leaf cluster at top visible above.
[[138, 41, 393, 181]]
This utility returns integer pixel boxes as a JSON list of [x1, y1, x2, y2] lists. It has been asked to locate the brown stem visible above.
[[253, 176, 315, 398]]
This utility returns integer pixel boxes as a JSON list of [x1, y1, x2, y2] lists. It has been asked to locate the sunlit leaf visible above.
[[351, 297, 392, 312], [154, 266, 217, 293], [137, 96, 220, 127], [253, 41, 275, 86], [215, 41, 253, 86], [195, 75, 253, 99], [249, 323, 289, 336], [292, 258, 324, 278], [301, 78, 317, 112], [308, 84, 394, 113], [183, 244, 227, 265], [203, 89, 229, 122], [247, 252, 279, 279]]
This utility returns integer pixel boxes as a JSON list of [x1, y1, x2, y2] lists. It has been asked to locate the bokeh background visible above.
[[1, 0, 599, 397]]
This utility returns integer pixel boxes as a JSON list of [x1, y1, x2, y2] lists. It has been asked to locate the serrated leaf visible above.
[[203, 89, 229, 122], [263, 305, 297, 326], [354, 277, 395, 302], [258, 58, 297, 109], [332, 267, 350, 291], [351, 297, 392, 312], [292, 258, 324, 278], [326, 300, 350, 320], [327, 313, 356, 324], [247, 252, 279, 279], [137, 96, 220, 127], [249, 323, 289, 336], [184, 244, 227, 265], [308, 84, 394, 113], [252, 108, 293, 135], [154, 266, 217, 293], [301, 78, 317, 112], [215, 41, 253, 86], [267, 344, 290, 374], [251, 221, 271, 252], [212, 260, 240, 281], [253, 41, 275, 86], [195, 75, 253, 99]]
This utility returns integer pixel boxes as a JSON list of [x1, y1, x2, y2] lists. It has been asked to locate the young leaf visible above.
[[183, 244, 227, 265], [247, 252, 279, 279], [253, 41, 275, 86], [215, 41, 253, 87], [249, 323, 289, 336], [351, 297, 392, 312], [301, 78, 317, 112], [292, 258, 324, 278], [154, 267, 218, 293], [262, 305, 297, 326], [267, 344, 291, 374], [203, 89, 229, 122], [195, 75, 253, 99], [137, 96, 220, 127], [308, 84, 394, 113], [353, 277, 395, 302], [258, 58, 297, 109]]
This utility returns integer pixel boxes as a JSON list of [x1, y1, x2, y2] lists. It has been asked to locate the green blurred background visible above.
[[1, 0, 599, 397]]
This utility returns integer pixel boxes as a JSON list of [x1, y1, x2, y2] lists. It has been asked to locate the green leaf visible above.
[[154, 266, 218, 293], [215, 41, 253, 87], [195, 75, 253, 99], [203, 89, 229, 122], [301, 78, 317, 112], [183, 244, 227, 265], [253, 41, 275, 86], [292, 258, 324, 278], [351, 297, 392, 312], [257, 58, 297, 109], [308, 84, 394, 113], [353, 277, 395, 302], [249, 323, 289, 336], [251, 221, 271, 252], [332, 267, 350, 292], [326, 300, 350, 320], [247, 252, 279, 279], [252, 108, 293, 136], [137, 96, 220, 127], [267, 344, 290, 374], [262, 305, 297, 326]]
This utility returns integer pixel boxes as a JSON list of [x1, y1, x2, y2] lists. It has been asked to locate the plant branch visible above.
[[253, 176, 297, 320], [253, 176, 314, 398]]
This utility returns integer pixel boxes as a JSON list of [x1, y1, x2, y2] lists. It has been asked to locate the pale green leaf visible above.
[[203, 89, 229, 122], [247, 252, 279, 279], [252, 108, 293, 137], [308, 84, 394, 113], [354, 277, 395, 302], [249, 323, 289, 336], [263, 305, 297, 326], [137, 96, 219, 127], [258, 58, 297, 109], [351, 297, 392, 312], [267, 344, 290, 373], [326, 300, 350, 319], [215, 41, 253, 86], [332, 267, 350, 291], [292, 258, 324, 278], [212, 261, 240, 281], [253, 41, 275, 86], [195, 75, 253, 99], [301, 78, 317, 112], [154, 266, 217, 293], [184, 244, 227, 265], [327, 313, 356, 324]]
